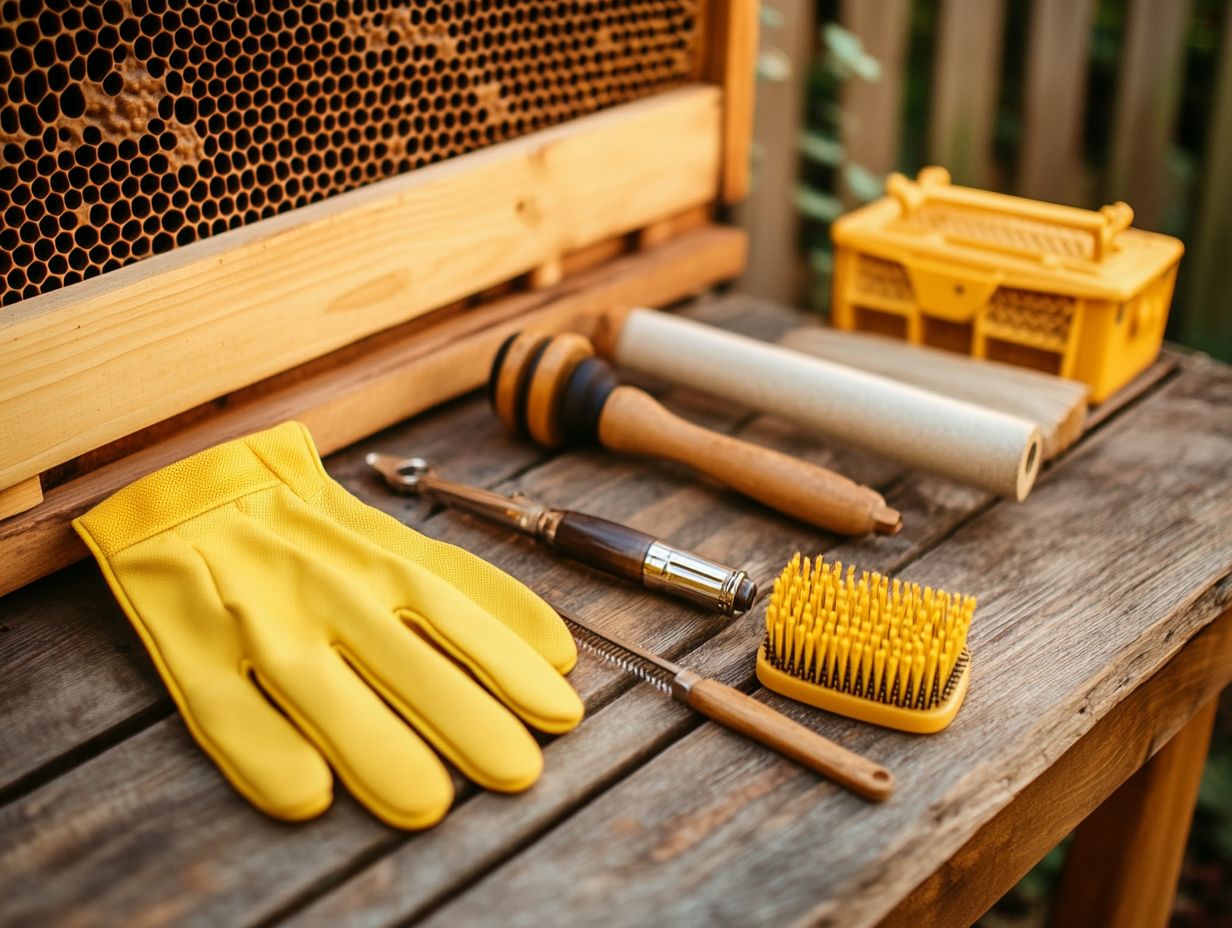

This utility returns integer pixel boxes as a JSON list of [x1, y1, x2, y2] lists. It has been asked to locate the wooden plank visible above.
[[0, 86, 723, 492], [928, 0, 1007, 187], [709, 0, 760, 202], [1016, 0, 1097, 203], [0, 420, 920, 928], [0, 560, 166, 803], [840, 0, 913, 188], [0, 302, 913, 928], [409, 354, 1232, 928], [733, 0, 813, 303], [634, 205, 714, 251], [0, 225, 747, 598], [1178, 5, 1232, 356], [782, 326, 1090, 460], [1051, 695, 1220, 928], [268, 339, 1222, 928], [1, 301, 1225, 928], [880, 608, 1232, 928], [1107, 0, 1193, 230], [0, 476, 42, 522]]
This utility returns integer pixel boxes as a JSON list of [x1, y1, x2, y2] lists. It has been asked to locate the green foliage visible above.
[[1196, 749, 1232, 861], [799, 129, 843, 166], [794, 185, 843, 223], [821, 22, 881, 82]]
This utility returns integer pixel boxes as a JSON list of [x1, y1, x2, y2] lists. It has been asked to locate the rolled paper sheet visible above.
[[600, 309, 1043, 501]]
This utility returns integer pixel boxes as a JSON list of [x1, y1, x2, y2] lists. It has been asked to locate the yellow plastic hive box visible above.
[[830, 167, 1184, 403]]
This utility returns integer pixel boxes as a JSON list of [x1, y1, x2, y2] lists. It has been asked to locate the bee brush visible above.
[[560, 610, 894, 802]]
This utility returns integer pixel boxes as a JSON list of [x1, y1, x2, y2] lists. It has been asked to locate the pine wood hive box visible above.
[[0, 0, 758, 595]]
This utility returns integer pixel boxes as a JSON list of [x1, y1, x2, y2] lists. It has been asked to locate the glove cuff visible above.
[[74, 421, 329, 557]]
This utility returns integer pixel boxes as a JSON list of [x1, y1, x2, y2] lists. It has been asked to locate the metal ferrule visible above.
[[642, 541, 748, 616]]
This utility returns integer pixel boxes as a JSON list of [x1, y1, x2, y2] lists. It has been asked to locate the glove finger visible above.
[[255, 645, 456, 830], [182, 671, 335, 822], [392, 566, 584, 736], [100, 530, 333, 821], [314, 477, 578, 673], [191, 510, 456, 830], [340, 612, 545, 793], [240, 485, 583, 733]]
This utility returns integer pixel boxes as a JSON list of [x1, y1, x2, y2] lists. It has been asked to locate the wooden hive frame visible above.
[[0, 0, 758, 596]]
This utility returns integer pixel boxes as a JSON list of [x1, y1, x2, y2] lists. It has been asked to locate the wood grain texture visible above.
[[1016, 0, 1097, 203], [0, 476, 42, 522], [597, 385, 896, 535], [0, 225, 747, 598], [0, 298, 1228, 928], [928, 0, 1007, 186], [0, 86, 722, 491], [0, 561, 166, 800], [734, 0, 813, 301], [1107, 0, 1193, 230], [413, 353, 1232, 928], [880, 605, 1232, 928], [708, 0, 759, 202], [291, 318, 1222, 928], [1051, 696, 1220, 928], [683, 677, 895, 802], [840, 0, 912, 189], [782, 325, 1090, 460]]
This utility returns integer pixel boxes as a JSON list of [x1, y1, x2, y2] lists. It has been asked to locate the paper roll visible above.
[[606, 309, 1042, 500]]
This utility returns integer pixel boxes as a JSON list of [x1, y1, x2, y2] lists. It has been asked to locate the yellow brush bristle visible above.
[[762, 553, 974, 714]]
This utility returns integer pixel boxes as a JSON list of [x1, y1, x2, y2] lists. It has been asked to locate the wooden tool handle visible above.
[[604, 308, 1043, 501], [682, 677, 894, 802], [549, 511, 655, 583], [597, 386, 900, 535]]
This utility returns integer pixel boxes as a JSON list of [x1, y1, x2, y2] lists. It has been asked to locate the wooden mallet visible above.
[[489, 332, 901, 536]]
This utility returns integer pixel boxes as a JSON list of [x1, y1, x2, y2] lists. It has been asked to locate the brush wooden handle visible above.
[[681, 677, 894, 802], [597, 386, 900, 535]]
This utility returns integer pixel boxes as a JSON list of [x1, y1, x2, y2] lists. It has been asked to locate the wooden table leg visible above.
[[877, 610, 1231, 928], [1051, 695, 1220, 928]]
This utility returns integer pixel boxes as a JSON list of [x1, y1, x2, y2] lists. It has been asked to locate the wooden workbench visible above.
[[2, 296, 1230, 927]]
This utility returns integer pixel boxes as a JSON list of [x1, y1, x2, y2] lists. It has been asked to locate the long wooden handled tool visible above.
[[366, 453, 757, 615], [560, 610, 894, 802], [490, 332, 900, 536], [595, 308, 1044, 501]]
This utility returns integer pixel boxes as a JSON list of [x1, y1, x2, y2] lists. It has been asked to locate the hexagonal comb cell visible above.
[[0, 0, 703, 305]]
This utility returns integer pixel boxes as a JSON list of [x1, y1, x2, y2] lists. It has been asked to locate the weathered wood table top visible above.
[[2, 296, 1230, 928]]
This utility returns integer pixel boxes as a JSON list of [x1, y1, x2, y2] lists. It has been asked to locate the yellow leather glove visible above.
[[73, 422, 583, 829]]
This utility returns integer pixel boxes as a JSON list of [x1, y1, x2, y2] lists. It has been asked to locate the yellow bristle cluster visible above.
[[764, 554, 974, 709]]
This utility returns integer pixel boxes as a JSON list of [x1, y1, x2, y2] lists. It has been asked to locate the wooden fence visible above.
[[737, 0, 1232, 359]]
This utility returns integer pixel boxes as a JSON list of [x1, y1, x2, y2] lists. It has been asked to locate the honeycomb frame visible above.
[[0, 0, 705, 306]]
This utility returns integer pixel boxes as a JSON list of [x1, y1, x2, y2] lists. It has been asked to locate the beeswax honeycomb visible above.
[[0, 0, 703, 305]]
